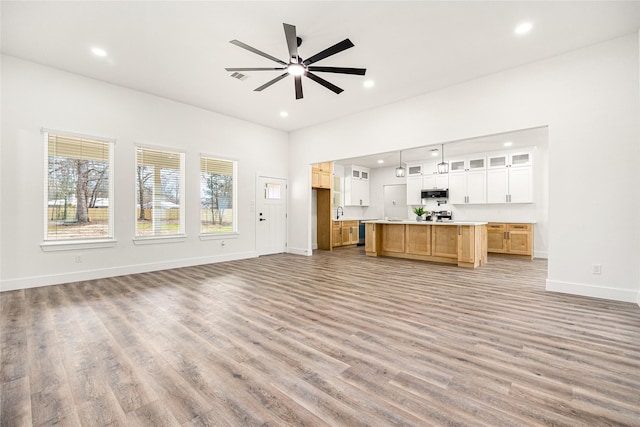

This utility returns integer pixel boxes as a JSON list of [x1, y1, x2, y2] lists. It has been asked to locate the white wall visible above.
[[290, 34, 640, 303], [0, 55, 289, 291]]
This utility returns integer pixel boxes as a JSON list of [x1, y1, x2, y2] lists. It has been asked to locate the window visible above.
[[45, 131, 114, 241], [135, 147, 185, 237], [200, 156, 237, 234]]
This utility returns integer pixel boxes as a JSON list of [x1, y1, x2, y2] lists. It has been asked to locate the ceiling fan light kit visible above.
[[225, 23, 367, 100]]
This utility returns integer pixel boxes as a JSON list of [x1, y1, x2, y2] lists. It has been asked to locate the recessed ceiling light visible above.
[[431, 149, 439, 157], [91, 47, 107, 57], [377, 159, 384, 164], [280, 111, 288, 117], [515, 22, 533, 35], [504, 141, 513, 147], [363, 80, 375, 88]]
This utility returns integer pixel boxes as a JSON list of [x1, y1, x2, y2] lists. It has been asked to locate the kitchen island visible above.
[[364, 220, 488, 268]]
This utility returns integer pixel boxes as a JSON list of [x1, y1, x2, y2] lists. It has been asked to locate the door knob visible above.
[[259, 218, 266, 221]]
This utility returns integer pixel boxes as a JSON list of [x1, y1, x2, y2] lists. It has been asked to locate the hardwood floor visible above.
[[2, 248, 639, 426]]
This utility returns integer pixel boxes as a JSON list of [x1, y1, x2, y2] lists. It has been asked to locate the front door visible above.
[[256, 176, 287, 255]]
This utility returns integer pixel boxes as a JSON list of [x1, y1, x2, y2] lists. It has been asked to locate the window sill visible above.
[[199, 232, 239, 241], [133, 235, 187, 245], [41, 239, 117, 252]]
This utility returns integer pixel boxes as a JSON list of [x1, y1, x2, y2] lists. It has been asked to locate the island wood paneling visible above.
[[381, 223, 405, 253], [405, 224, 431, 256], [431, 225, 458, 258], [2, 249, 639, 426]]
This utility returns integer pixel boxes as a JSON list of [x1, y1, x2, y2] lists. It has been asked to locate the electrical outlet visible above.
[[592, 264, 601, 275], [75, 254, 83, 263]]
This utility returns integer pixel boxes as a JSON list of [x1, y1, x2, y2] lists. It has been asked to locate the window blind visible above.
[[200, 156, 235, 234], [46, 133, 112, 240], [135, 147, 185, 237]]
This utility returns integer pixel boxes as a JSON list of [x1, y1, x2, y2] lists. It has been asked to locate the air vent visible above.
[[230, 72, 248, 81]]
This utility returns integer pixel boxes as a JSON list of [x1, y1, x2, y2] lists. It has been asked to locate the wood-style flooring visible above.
[[2, 248, 639, 426]]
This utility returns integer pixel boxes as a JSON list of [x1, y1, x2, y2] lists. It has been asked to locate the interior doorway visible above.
[[383, 184, 407, 220]]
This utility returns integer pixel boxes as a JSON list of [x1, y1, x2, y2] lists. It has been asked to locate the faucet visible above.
[[336, 206, 344, 220]]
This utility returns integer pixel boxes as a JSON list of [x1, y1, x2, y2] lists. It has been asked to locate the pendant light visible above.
[[437, 144, 449, 174], [395, 150, 405, 177]]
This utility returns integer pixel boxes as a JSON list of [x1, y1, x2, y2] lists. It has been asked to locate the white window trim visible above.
[[132, 235, 187, 245], [199, 154, 238, 236], [41, 239, 117, 252], [199, 232, 239, 241], [42, 129, 115, 245]]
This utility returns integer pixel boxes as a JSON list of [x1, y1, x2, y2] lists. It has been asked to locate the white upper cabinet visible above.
[[488, 151, 532, 169], [406, 176, 422, 205], [448, 155, 487, 204], [406, 148, 532, 206], [486, 150, 533, 203], [422, 173, 449, 190], [345, 165, 370, 206], [406, 163, 423, 176]]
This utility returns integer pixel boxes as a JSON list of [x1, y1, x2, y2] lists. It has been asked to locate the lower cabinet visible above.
[[365, 223, 377, 253], [405, 225, 431, 256], [487, 222, 534, 258], [381, 224, 405, 253], [365, 223, 487, 268], [431, 226, 458, 258], [333, 220, 359, 247]]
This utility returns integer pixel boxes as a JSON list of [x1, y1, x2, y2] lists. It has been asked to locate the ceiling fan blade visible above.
[[305, 72, 343, 95], [229, 40, 287, 65], [225, 67, 286, 72], [254, 73, 289, 92], [283, 23, 299, 62], [294, 75, 303, 99], [307, 66, 366, 75], [302, 39, 355, 66]]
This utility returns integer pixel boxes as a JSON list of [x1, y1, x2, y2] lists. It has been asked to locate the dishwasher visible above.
[[357, 221, 365, 246]]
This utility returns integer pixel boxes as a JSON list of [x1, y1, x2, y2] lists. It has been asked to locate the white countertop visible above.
[[363, 219, 488, 226]]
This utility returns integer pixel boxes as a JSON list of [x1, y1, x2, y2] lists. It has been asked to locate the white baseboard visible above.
[[534, 250, 548, 259], [287, 246, 313, 256], [546, 279, 638, 303], [0, 251, 258, 292]]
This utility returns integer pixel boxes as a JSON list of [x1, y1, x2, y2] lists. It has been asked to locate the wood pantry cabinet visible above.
[[487, 222, 534, 259], [332, 220, 359, 247], [312, 162, 332, 189]]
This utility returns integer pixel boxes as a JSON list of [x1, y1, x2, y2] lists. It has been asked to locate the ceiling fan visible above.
[[225, 23, 366, 100]]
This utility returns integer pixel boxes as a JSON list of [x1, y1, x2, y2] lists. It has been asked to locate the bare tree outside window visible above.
[[200, 157, 235, 234], [46, 133, 112, 240]]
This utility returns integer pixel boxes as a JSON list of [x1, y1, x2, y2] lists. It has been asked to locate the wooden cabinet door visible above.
[[406, 225, 431, 256], [431, 226, 458, 258], [365, 223, 377, 254], [318, 172, 331, 189], [332, 223, 342, 247], [312, 170, 320, 188], [457, 226, 475, 263], [507, 224, 533, 256], [381, 224, 405, 253], [487, 223, 507, 253], [349, 224, 359, 244]]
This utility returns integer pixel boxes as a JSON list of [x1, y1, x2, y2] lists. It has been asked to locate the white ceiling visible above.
[[2, 1, 639, 132]]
